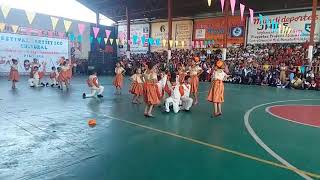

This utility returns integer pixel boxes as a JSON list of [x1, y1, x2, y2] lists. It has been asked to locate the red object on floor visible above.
[[267, 105, 320, 128]]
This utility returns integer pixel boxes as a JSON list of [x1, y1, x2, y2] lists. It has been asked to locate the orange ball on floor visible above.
[[88, 119, 97, 127]]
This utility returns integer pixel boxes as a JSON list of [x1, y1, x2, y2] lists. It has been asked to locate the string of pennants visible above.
[[0, 5, 91, 42], [217, 0, 306, 37]]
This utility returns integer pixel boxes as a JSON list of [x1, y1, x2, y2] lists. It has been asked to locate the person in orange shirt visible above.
[[113, 62, 126, 95], [83, 71, 104, 98]]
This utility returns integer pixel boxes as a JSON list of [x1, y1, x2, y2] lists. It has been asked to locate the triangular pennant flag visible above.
[[148, 38, 154, 45], [200, 41, 204, 48], [169, 40, 173, 47], [220, 0, 225, 12], [116, 39, 119, 45], [240, 3, 245, 21], [50, 17, 59, 30], [191, 41, 195, 48], [26, 11, 36, 24], [175, 40, 179, 47], [90, 36, 94, 43], [181, 41, 185, 48], [11, 25, 19, 33], [162, 39, 167, 47], [105, 30, 111, 39], [249, 9, 254, 24], [133, 35, 138, 44], [104, 37, 108, 44], [69, 33, 75, 41], [266, 16, 271, 29], [77, 35, 82, 42], [78, 23, 86, 35], [64, 20, 72, 32], [0, 23, 5, 32], [110, 38, 114, 45], [1, 5, 11, 19], [155, 38, 160, 46], [230, 0, 236, 16], [141, 36, 146, 45], [97, 37, 102, 44], [92, 27, 100, 38]]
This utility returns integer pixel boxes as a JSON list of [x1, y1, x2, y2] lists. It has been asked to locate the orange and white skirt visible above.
[[9, 70, 20, 81], [130, 82, 143, 96], [207, 80, 224, 103], [143, 82, 161, 105], [190, 75, 199, 93], [113, 74, 123, 88]]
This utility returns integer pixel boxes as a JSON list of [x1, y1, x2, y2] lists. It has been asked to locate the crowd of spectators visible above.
[[120, 43, 320, 91]]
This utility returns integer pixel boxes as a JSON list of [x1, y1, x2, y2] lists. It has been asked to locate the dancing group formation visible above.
[[83, 59, 228, 117], [7, 57, 74, 89]]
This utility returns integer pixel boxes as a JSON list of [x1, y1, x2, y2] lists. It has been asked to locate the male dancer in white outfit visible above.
[[165, 76, 183, 113], [180, 75, 193, 111], [83, 71, 104, 98]]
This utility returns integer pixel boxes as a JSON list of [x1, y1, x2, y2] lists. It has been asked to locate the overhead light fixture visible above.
[[208, 0, 212, 6]]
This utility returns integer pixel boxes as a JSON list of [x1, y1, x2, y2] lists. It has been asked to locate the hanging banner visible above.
[[220, 0, 225, 13], [0, 23, 5, 32], [0, 32, 68, 74], [247, 11, 320, 44], [50, 17, 59, 30], [92, 27, 100, 38], [151, 20, 193, 52], [1, 5, 11, 19], [110, 38, 114, 45], [25, 11, 36, 25], [249, 9, 254, 24], [63, 20, 72, 32], [194, 16, 245, 46], [117, 23, 149, 55], [230, 0, 236, 16], [105, 29, 111, 39]]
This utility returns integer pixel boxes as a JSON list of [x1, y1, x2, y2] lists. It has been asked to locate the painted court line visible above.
[[266, 105, 320, 129], [97, 113, 320, 179], [244, 99, 320, 180]]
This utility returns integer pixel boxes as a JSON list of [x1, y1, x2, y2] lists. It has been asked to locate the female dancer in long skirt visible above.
[[143, 62, 160, 117]]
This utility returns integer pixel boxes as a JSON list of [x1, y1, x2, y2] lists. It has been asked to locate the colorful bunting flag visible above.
[[230, 0, 236, 16], [148, 38, 154, 45], [69, 33, 75, 41], [220, 0, 225, 12], [249, 9, 254, 24], [26, 11, 36, 24], [191, 41, 195, 48], [169, 40, 173, 48], [104, 37, 108, 44], [110, 38, 114, 45], [155, 38, 160, 46], [240, 4, 245, 21], [116, 39, 119, 45], [0, 23, 5, 32], [92, 27, 100, 38], [97, 37, 102, 44], [105, 30, 111, 39], [11, 25, 18, 33], [207, 0, 212, 7], [77, 35, 82, 42], [162, 39, 167, 47], [50, 17, 59, 30], [1, 5, 11, 19], [175, 40, 179, 47], [181, 41, 185, 48], [141, 36, 146, 45], [64, 20, 72, 32], [133, 35, 138, 44], [90, 36, 94, 43], [78, 23, 86, 35]]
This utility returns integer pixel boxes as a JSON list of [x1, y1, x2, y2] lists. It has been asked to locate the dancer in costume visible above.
[[189, 60, 203, 105], [129, 68, 144, 104], [143, 62, 160, 117], [164, 74, 184, 113], [113, 62, 126, 95], [8, 59, 20, 89], [207, 60, 228, 117], [180, 75, 193, 111], [83, 71, 104, 98]]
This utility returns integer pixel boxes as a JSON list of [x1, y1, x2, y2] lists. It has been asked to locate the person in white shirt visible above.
[[180, 75, 193, 111], [28, 66, 44, 87], [165, 75, 184, 113], [83, 71, 104, 98]]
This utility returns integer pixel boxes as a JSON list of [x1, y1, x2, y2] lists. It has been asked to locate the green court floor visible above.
[[0, 76, 319, 180]]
